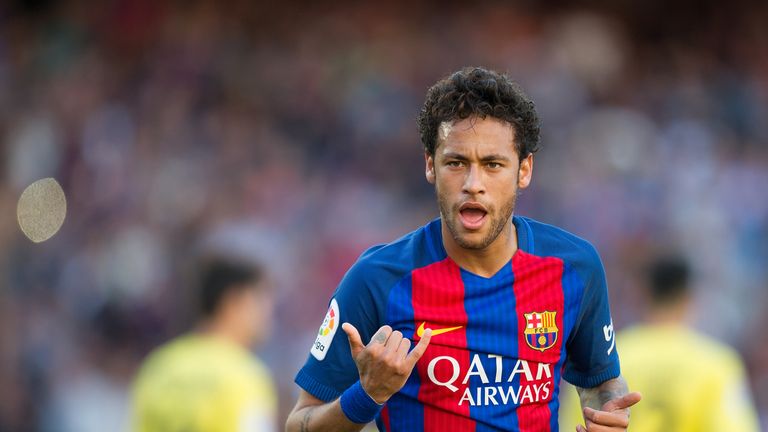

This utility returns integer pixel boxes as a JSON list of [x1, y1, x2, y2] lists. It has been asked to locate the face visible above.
[[425, 117, 533, 250]]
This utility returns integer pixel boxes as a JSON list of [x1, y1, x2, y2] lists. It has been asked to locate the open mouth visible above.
[[458, 202, 488, 230]]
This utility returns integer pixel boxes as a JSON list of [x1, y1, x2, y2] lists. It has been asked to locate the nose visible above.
[[462, 165, 485, 195]]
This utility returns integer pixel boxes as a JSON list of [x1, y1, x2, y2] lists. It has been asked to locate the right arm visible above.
[[285, 390, 361, 432], [285, 324, 432, 432]]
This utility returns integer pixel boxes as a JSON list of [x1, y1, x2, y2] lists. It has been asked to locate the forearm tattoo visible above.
[[300, 406, 314, 432], [576, 376, 629, 410]]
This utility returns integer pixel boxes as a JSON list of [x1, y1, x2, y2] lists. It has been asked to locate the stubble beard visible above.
[[437, 187, 517, 250]]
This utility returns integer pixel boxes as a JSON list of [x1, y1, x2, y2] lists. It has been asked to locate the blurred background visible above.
[[1, 0, 766, 430]]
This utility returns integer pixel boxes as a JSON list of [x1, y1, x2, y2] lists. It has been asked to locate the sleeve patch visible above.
[[311, 298, 340, 361]]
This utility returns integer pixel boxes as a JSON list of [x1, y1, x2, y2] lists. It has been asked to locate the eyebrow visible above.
[[442, 152, 512, 162]]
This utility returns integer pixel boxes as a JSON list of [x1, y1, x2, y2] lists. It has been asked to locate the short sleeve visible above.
[[562, 245, 621, 388], [294, 254, 383, 402]]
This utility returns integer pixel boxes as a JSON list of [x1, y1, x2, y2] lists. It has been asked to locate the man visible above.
[[131, 256, 276, 432], [286, 67, 640, 432], [561, 255, 760, 431]]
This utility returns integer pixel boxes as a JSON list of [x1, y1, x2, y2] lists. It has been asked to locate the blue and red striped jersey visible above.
[[295, 216, 620, 432]]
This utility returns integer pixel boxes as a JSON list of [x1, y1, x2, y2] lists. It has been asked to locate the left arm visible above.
[[575, 376, 641, 432], [576, 375, 628, 411], [565, 242, 641, 431]]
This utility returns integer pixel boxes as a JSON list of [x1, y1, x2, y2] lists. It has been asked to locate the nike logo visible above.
[[416, 322, 463, 338]]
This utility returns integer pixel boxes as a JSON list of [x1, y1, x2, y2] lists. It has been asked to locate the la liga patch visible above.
[[311, 298, 339, 361]]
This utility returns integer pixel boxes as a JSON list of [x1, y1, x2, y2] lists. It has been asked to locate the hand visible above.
[[342, 323, 431, 404], [576, 392, 642, 432]]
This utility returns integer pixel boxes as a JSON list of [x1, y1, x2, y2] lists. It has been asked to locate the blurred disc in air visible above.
[[17, 177, 67, 243]]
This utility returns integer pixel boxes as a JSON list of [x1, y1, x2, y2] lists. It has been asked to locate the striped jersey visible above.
[[295, 216, 620, 432]]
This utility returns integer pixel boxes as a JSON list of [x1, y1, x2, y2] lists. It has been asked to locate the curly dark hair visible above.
[[417, 67, 541, 159]]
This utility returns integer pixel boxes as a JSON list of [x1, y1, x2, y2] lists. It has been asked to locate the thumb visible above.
[[602, 391, 642, 412], [342, 323, 365, 358]]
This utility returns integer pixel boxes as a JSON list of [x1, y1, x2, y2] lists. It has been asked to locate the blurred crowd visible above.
[[0, 0, 766, 430]]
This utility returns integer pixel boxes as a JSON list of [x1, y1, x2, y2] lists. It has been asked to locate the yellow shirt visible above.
[[559, 324, 759, 432], [131, 334, 277, 432]]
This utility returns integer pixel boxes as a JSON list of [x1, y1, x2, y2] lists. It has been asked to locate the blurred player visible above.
[[131, 256, 277, 432], [286, 67, 640, 432], [561, 255, 760, 431]]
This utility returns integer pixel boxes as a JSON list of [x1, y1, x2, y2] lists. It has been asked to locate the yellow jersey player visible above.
[[131, 256, 277, 432], [560, 255, 759, 432]]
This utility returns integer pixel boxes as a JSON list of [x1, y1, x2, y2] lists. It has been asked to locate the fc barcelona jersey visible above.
[[295, 216, 620, 432]]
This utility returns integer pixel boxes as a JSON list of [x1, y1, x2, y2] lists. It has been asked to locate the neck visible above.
[[645, 299, 691, 326], [198, 318, 248, 348], [442, 217, 518, 278]]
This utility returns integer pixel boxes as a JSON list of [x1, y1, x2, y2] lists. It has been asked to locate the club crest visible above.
[[524, 311, 558, 352]]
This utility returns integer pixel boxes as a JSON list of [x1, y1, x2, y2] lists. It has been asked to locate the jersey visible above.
[[131, 333, 277, 432], [560, 324, 760, 432], [295, 216, 620, 432]]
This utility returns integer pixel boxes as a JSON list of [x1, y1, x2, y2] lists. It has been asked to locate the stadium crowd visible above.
[[0, 0, 766, 430]]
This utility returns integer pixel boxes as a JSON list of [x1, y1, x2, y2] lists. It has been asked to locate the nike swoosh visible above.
[[416, 322, 463, 337]]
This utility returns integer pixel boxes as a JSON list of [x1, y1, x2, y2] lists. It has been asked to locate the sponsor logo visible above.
[[416, 322, 463, 338], [603, 319, 615, 355], [311, 299, 339, 361], [523, 311, 558, 352], [426, 354, 554, 407]]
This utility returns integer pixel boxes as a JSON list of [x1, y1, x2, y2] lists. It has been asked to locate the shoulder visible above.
[[340, 220, 440, 291], [133, 335, 200, 391], [220, 352, 277, 400], [520, 216, 603, 273], [682, 331, 746, 371], [197, 341, 276, 398], [621, 325, 744, 368], [137, 336, 260, 380], [138, 335, 193, 370], [619, 326, 752, 399]]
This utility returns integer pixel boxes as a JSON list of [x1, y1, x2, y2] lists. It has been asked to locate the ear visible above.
[[425, 152, 436, 184], [518, 154, 534, 189]]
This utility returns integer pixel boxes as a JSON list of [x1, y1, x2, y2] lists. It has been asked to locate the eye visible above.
[[486, 162, 503, 169], [446, 160, 464, 168]]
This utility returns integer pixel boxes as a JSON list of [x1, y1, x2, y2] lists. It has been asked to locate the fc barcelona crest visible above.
[[524, 311, 558, 352]]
